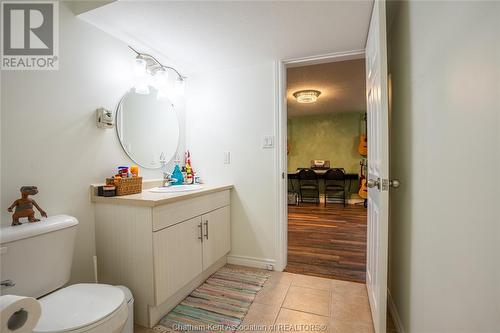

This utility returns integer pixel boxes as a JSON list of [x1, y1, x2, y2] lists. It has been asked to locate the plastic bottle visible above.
[[171, 155, 184, 185]]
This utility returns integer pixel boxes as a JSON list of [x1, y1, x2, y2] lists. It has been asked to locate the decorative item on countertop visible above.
[[181, 165, 187, 183], [98, 185, 117, 197], [171, 154, 184, 185], [186, 151, 202, 184], [130, 165, 139, 177], [185, 150, 194, 184], [118, 166, 129, 178], [7, 186, 47, 226], [99, 165, 143, 196], [106, 176, 142, 196]]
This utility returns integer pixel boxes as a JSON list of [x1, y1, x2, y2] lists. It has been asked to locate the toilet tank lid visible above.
[[0, 215, 78, 245]]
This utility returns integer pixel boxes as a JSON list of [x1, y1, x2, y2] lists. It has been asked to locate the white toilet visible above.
[[0, 215, 132, 333]]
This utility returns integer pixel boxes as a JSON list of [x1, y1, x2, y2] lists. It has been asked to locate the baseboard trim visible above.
[[387, 289, 405, 333], [227, 255, 277, 270]]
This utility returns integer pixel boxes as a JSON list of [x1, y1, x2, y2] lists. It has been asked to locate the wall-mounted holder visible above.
[[96, 108, 114, 128]]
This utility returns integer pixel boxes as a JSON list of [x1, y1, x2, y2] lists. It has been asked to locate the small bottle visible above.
[[185, 150, 194, 185], [130, 165, 139, 177], [171, 155, 184, 185], [181, 166, 187, 183]]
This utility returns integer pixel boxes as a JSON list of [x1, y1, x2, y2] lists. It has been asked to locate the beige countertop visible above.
[[90, 180, 233, 207]]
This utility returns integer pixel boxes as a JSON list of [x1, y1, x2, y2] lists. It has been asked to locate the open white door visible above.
[[365, 1, 389, 333]]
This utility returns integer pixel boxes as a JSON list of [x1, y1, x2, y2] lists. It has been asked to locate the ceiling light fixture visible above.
[[129, 46, 186, 99], [293, 90, 321, 103]]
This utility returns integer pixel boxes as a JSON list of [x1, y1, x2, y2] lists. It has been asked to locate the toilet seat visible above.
[[33, 284, 127, 333]]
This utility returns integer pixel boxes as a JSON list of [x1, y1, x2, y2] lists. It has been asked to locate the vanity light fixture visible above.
[[129, 46, 186, 99], [293, 90, 321, 103], [153, 68, 168, 90], [133, 57, 150, 94]]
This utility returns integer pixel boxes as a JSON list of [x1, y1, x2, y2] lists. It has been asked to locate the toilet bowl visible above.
[[33, 284, 127, 333]]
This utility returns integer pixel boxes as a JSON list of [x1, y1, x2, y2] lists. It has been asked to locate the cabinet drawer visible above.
[[152, 190, 230, 231]]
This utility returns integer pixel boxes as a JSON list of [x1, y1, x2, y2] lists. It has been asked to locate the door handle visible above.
[[366, 178, 380, 189], [203, 220, 209, 240], [389, 179, 401, 188], [367, 178, 401, 191], [198, 222, 203, 241]]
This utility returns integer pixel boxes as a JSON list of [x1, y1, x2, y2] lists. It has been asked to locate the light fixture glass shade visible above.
[[152, 68, 168, 90], [133, 57, 150, 94], [293, 90, 321, 103], [153, 69, 169, 99], [133, 57, 147, 76]]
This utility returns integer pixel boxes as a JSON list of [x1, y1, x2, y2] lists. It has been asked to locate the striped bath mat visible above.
[[154, 266, 270, 332]]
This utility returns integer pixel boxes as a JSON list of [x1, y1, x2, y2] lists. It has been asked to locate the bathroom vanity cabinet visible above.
[[92, 184, 232, 327]]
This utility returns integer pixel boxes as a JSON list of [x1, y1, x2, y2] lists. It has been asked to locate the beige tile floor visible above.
[[134, 266, 375, 333]]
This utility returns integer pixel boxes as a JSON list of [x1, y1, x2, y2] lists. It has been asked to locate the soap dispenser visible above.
[[171, 155, 184, 185]]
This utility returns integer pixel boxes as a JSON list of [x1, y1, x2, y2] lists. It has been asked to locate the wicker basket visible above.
[[106, 177, 143, 196]]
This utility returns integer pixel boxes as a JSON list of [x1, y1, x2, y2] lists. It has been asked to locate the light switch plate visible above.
[[224, 151, 231, 164], [262, 135, 275, 148]]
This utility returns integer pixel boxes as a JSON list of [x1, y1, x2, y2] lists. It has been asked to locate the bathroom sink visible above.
[[149, 185, 204, 193]]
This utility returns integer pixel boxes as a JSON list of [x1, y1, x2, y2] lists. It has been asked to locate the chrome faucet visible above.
[[160, 152, 176, 187], [162, 172, 177, 187]]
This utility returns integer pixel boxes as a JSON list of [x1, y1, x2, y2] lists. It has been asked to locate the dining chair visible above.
[[298, 169, 320, 205], [324, 168, 346, 207]]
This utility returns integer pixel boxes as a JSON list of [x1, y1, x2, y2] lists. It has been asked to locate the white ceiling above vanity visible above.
[[79, 1, 373, 74]]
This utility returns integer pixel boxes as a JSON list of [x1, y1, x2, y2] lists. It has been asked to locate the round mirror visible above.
[[116, 88, 180, 169]]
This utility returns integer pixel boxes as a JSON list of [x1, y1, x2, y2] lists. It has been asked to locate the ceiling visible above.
[[80, 1, 373, 75], [287, 59, 366, 117]]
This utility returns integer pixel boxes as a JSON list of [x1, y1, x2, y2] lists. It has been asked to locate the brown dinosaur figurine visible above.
[[7, 186, 47, 226]]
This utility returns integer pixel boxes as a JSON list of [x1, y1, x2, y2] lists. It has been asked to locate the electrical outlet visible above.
[[224, 151, 231, 164], [266, 264, 274, 271]]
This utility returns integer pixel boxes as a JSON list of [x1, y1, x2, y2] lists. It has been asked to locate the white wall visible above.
[[186, 63, 278, 266], [1, 2, 185, 283], [388, 1, 500, 332]]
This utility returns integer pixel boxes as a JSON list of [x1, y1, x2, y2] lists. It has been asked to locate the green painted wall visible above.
[[287, 112, 363, 173]]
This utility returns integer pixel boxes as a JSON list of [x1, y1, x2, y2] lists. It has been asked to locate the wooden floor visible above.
[[286, 202, 368, 283]]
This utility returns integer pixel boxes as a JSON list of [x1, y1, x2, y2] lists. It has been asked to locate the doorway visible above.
[[275, 4, 391, 333], [283, 58, 368, 283]]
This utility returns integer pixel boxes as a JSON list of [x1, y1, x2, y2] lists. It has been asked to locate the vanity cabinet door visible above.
[[202, 206, 231, 270], [153, 217, 203, 305]]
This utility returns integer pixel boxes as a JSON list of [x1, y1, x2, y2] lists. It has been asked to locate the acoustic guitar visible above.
[[358, 135, 368, 156], [358, 113, 368, 156], [358, 159, 368, 199]]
